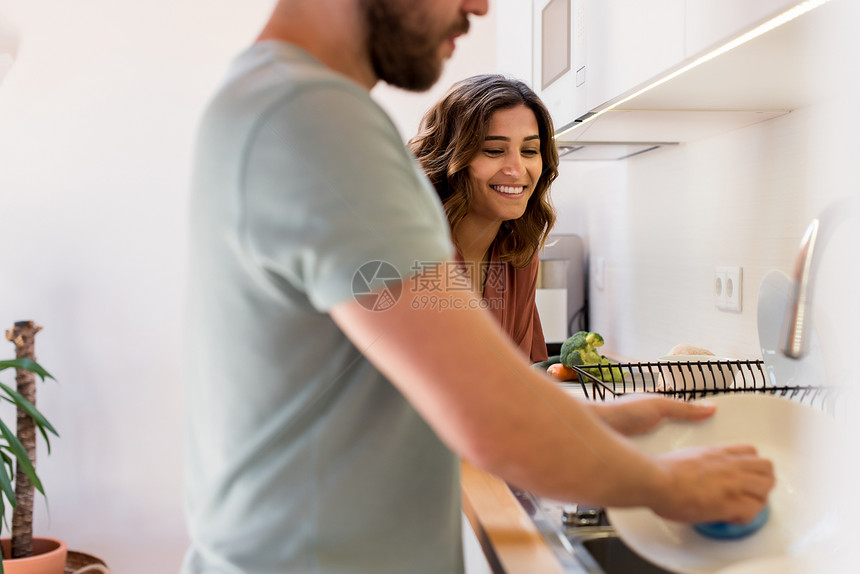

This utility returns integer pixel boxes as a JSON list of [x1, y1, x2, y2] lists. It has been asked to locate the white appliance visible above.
[[537, 235, 586, 344], [532, 0, 588, 132]]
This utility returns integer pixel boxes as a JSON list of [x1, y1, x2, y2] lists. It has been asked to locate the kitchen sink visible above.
[[570, 529, 673, 574], [512, 489, 676, 574]]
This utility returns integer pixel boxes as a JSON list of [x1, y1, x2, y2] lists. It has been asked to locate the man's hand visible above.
[[649, 444, 775, 524], [589, 394, 716, 436]]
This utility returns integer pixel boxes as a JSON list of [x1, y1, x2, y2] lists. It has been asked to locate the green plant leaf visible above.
[[0, 384, 57, 454], [0, 448, 16, 524], [0, 460, 15, 509], [0, 419, 44, 496], [0, 358, 54, 381], [0, 451, 13, 487], [38, 425, 52, 455], [0, 490, 5, 561], [0, 382, 59, 437]]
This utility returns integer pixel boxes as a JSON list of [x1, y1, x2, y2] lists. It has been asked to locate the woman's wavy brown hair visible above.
[[409, 74, 558, 267]]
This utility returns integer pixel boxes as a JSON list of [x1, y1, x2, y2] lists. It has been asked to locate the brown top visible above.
[[456, 242, 549, 363]]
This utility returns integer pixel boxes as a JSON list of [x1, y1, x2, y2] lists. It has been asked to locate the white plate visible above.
[[757, 270, 827, 388], [607, 393, 839, 574], [656, 355, 740, 392]]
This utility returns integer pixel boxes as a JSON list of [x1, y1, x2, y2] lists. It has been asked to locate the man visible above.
[[183, 1, 774, 572]]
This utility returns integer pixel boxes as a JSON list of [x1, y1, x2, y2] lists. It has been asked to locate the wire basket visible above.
[[565, 359, 837, 413], [65, 550, 111, 574]]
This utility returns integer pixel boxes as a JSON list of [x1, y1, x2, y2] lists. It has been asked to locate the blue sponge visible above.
[[693, 505, 770, 540]]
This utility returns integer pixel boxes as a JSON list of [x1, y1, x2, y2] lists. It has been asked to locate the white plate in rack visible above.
[[654, 355, 740, 392], [606, 393, 839, 574]]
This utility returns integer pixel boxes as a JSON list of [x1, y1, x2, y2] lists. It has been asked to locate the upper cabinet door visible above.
[[531, 0, 588, 133], [585, 0, 685, 111], [685, 0, 799, 58]]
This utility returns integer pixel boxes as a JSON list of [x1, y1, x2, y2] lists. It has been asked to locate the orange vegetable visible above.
[[547, 363, 578, 381]]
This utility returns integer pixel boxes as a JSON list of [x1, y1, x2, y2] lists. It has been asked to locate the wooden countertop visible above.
[[461, 461, 565, 574]]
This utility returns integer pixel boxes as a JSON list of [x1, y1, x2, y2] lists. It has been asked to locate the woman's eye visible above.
[[522, 149, 540, 157], [483, 148, 504, 156]]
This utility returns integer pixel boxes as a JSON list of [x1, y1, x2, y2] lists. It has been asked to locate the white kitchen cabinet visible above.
[[685, 0, 798, 58], [505, 0, 830, 145], [585, 0, 685, 111], [531, 0, 588, 133]]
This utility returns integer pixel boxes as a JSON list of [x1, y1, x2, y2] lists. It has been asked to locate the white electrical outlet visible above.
[[715, 266, 743, 312], [726, 266, 742, 311], [714, 268, 726, 308]]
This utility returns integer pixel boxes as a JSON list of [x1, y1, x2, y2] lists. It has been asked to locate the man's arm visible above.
[[330, 263, 773, 523]]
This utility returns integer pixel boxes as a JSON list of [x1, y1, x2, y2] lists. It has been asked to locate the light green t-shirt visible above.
[[183, 41, 460, 574]]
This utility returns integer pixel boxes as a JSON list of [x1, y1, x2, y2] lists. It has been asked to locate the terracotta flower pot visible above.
[[0, 538, 67, 574]]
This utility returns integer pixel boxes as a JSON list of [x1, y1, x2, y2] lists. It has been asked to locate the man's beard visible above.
[[360, 0, 469, 91]]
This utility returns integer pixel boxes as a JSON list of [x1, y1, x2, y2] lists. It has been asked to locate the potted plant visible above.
[[0, 321, 63, 574]]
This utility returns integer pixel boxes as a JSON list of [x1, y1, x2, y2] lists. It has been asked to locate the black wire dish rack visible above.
[[561, 358, 837, 414]]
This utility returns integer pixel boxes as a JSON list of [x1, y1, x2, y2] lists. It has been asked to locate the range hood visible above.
[[556, 0, 840, 159]]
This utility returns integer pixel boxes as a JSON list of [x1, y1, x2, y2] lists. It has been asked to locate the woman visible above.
[[410, 74, 559, 363]]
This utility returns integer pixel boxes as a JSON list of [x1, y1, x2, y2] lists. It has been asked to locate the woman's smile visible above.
[[490, 184, 527, 197]]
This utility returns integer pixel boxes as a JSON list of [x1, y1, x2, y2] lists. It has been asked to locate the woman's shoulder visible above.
[[521, 248, 541, 273]]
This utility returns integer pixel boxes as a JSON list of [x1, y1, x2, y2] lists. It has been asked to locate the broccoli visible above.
[[560, 331, 601, 368], [585, 332, 604, 347], [560, 331, 623, 382]]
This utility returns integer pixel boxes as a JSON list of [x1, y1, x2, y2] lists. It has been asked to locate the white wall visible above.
[[0, 1, 500, 573], [0, 1, 281, 570]]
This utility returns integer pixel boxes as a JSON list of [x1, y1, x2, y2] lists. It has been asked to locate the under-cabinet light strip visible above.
[[555, 0, 832, 140]]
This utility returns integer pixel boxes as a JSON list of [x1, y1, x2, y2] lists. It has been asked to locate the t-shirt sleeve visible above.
[[239, 83, 454, 311]]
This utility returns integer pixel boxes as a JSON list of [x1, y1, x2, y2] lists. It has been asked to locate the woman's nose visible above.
[[501, 156, 524, 177]]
